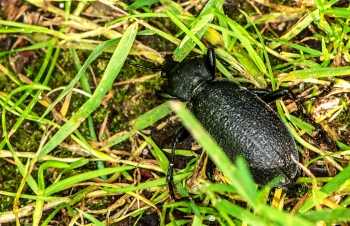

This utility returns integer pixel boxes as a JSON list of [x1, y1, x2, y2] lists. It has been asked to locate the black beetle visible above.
[[157, 48, 334, 200]]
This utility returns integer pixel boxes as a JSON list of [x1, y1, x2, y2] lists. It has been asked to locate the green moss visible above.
[[106, 56, 162, 134], [0, 45, 163, 212], [334, 108, 350, 145], [0, 72, 8, 91], [336, 108, 350, 128], [0, 55, 12, 93], [286, 184, 309, 198], [0, 159, 33, 212], [93, 107, 107, 124], [86, 195, 108, 210], [11, 129, 42, 153]]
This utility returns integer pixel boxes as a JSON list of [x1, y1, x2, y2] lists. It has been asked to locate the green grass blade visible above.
[[132, 102, 172, 130], [269, 9, 320, 49], [285, 114, 315, 135], [76, 209, 106, 226], [102, 102, 172, 149], [0, 40, 52, 57], [101, 173, 190, 193], [141, 134, 169, 173], [169, 0, 225, 61], [298, 164, 350, 213], [166, 9, 208, 56], [38, 161, 70, 192], [281, 66, 350, 81], [214, 199, 267, 226], [126, 0, 159, 11], [259, 205, 313, 226], [38, 37, 121, 121], [299, 208, 350, 222], [44, 165, 135, 195], [37, 22, 138, 159], [323, 8, 350, 18]]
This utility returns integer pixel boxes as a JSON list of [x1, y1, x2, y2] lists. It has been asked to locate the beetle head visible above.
[[160, 57, 213, 101]]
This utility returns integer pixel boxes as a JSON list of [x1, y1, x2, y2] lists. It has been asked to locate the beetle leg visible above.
[[299, 80, 335, 103], [205, 48, 216, 79], [205, 158, 216, 181], [156, 90, 190, 102], [259, 88, 297, 104], [248, 89, 271, 98], [260, 87, 337, 151], [155, 90, 178, 99], [167, 126, 190, 200], [259, 88, 308, 117]]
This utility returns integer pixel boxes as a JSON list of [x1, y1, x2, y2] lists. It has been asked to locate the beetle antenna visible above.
[[127, 61, 162, 72]]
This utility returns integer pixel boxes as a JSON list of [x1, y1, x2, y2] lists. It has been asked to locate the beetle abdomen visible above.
[[192, 80, 299, 186]]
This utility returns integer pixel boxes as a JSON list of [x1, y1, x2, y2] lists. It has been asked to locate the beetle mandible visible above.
[[158, 48, 332, 200]]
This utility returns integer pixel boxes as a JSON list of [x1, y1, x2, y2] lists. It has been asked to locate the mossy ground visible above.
[[0, 47, 162, 212], [0, 0, 349, 225]]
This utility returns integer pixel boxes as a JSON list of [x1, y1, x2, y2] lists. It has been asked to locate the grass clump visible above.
[[0, 0, 350, 225]]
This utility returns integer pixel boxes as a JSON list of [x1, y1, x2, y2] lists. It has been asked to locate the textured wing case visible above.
[[192, 80, 299, 186]]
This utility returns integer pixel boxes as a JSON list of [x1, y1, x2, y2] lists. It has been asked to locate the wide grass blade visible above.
[[37, 22, 138, 160], [44, 165, 135, 196], [298, 164, 350, 213]]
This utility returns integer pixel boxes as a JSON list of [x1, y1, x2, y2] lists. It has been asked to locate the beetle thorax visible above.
[[162, 58, 212, 101]]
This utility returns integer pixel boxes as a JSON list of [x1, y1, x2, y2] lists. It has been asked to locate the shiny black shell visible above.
[[192, 80, 299, 185], [162, 55, 299, 186]]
